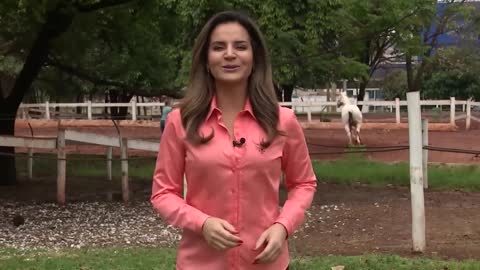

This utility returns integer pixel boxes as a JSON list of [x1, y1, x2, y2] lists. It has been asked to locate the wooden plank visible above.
[[471, 116, 480, 122], [91, 103, 131, 107], [0, 136, 57, 149], [127, 139, 159, 152], [420, 100, 451, 106], [64, 130, 120, 147], [137, 102, 165, 107]]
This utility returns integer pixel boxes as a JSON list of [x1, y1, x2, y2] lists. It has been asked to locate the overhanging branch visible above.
[[45, 58, 184, 98], [46, 58, 131, 88], [76, 0, 137, 13]]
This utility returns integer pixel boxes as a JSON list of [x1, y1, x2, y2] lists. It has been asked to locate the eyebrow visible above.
[[210, 40, 249, 46]]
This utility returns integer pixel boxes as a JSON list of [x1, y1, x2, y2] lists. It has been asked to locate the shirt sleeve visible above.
[[151, 109, 210, 234], [274, 108, 317, 237]]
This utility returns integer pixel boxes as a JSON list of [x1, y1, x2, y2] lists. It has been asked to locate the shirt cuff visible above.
[[194, 212, 211, 234], [274, 217, 293, 239]]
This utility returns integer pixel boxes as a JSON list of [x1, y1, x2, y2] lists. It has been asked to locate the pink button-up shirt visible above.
[[151, 97, 317, 270]]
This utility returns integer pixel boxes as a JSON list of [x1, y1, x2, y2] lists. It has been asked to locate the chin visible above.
[[215, 75, 248, 84]]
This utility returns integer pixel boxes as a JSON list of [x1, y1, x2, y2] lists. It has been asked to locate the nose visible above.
[[224, 44, 236, 59]]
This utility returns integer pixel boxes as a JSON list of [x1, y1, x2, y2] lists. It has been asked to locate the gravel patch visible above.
[[0, 200, 181, 250], [1, 200, 321, 251]]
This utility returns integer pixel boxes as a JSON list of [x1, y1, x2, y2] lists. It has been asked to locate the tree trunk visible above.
[[357, 79, 368, 111], [280, 84, 294, 109], [0, 101, 18, 185], [273, 82, 282, 102], [109, 90, 132, 120], [0, 4, 74, 185], [76, 93, 83, 115]]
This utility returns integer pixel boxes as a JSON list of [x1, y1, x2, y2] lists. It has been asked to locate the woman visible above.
[[151, 11, 316, 270]]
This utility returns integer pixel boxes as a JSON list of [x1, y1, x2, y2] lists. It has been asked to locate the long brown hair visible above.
[[180, 11, 281, 148]]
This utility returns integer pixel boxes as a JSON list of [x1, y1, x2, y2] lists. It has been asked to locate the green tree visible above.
[[401, 0, 479, 93], [381, 70, 408, 100], [0, 0, 184, 185], [422, 47, 480, 100], [339, 0, 433, 108]]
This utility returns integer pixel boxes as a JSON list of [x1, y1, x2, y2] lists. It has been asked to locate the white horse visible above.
[[336, 91, 363, 145]]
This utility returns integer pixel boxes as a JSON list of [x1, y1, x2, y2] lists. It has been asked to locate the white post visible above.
[[422, 119, 428, 189], [28, 148, 33, 180], [450, 97, 455, 125], [45, 101, 50, 119], [466, 98, 471, 130], [57, 129, 66, 205], [307, 101, 312, 123], [131, 99, 137, 120], [87, 101, 92, 120], [107, 146, 113, 181], [183, 174, 187, 199], [395, 98, 400, 124], [407, 91, 426, 253], [22, 107, 27, 119], [121, 138, 129, 203]]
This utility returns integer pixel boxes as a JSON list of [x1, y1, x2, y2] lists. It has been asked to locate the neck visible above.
[[215, 80, 248, 113]]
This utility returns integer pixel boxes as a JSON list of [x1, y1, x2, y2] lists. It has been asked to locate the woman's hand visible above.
[[253, 223, 287, 264], [202, 217, 243, 251]]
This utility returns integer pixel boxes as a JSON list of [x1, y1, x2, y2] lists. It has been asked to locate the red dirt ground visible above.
[[6, 117, 480, 260]]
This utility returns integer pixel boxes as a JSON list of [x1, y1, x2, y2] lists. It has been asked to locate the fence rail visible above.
[[17, 98, 480, 129], [0, 130, 161, 205]]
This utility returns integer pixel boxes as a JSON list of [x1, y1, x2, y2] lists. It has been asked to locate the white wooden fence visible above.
[[18, 97, 480, 129], [0, 130, 160, 205]]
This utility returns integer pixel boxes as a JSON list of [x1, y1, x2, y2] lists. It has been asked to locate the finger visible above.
[[255, 241, 274, 262], [213, 234, 241, 249], [261, 246, 281, 263], [254, 231, 268, 250], [219, 229, 242, 243], [220, 220, 239, 234], [213, 241, 228, 251]]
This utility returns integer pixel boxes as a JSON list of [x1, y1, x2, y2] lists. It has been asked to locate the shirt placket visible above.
[[232, 112, 247, 270]]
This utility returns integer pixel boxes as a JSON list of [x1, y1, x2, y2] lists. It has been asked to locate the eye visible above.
[[212, 45, 224, 51], [236, 43, 248, 50]]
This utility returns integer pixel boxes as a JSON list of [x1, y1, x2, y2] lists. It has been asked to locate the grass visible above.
[[15, 153, 156, 180], [313, 153, 480, 192], [15, 152, 480, 192], [0, 248, 479, 270]]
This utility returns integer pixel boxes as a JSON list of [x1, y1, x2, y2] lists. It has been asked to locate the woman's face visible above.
[[207, 22, 254, 85]]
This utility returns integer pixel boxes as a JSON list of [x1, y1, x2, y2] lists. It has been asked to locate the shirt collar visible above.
[[206, 96, 256, 120]]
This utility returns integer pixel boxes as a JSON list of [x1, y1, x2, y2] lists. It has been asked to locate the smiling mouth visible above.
[[222, 65, 240, 71]]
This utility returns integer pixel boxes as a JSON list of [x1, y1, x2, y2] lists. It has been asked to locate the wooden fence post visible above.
[[450, 97, 455, 125], [466, 98, 471, 130], [106, 146, 113, 181], [407, 91, 426, 253], [121, 138, 129, 203], [57, 129, 66, 205], [422, 119, 429, 189], [395, 98, 401, 124], [131, 99, 137, 120], [307, 100, 312, 123], [28, 148, 33, 180], [87, 101, 92, 120], [45, 102, 50, 120]]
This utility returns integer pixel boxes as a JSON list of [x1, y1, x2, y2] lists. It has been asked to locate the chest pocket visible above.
[[242, 135, 285, 171]]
